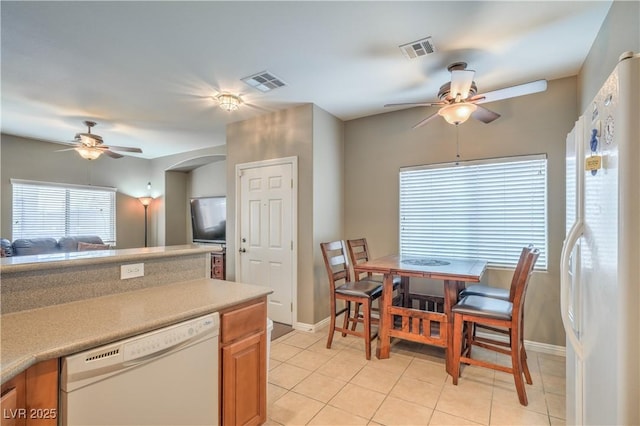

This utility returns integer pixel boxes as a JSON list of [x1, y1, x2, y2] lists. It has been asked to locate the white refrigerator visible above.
[[561, 51, 639, 425]]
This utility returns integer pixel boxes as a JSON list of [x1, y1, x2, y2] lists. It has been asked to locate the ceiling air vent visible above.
[[241, 71, 287, 92], [399, 36, 436, 60]]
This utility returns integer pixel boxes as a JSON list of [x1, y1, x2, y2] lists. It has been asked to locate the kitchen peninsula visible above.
[[1, 245, 271, 425]]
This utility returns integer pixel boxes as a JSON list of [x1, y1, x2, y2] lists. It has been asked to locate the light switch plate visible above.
[[121, 263, 144, 279]]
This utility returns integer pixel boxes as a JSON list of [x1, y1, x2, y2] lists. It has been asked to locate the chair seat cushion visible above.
[[336, 280, 383, 298], [452, 295, 513, 320], [460, 284, 509, 301]]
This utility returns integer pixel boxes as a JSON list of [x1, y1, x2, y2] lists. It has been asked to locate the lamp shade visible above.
[[438, 103, 478, 125], [216, 93, 242, 112], [138, 197, 153, 206], [75, 146, 102, 160]]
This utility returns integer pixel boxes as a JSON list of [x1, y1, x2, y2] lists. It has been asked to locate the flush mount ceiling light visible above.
[[437, 102, 478, 125], [216, 93, 242, 112]]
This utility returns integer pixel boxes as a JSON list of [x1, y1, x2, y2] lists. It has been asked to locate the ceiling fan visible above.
[[58, 121, 143, 160], [385, 62, 547, 128]]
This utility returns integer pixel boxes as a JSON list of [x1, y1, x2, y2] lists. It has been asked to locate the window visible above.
[[399, 155, 547, 269], [11, 179, 116, 244]]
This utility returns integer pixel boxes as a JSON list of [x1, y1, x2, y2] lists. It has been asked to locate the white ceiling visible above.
[[1, 1, 612, 159]]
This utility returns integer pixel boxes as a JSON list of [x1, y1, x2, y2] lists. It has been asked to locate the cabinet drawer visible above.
[[221, 299, 266, 344], [212, 255, 224, 265]]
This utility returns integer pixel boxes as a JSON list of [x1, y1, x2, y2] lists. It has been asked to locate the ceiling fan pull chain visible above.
[[455, 124, 461, 165]]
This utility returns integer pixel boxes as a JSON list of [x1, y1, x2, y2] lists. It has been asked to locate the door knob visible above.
[[239, 248, 246, 253]]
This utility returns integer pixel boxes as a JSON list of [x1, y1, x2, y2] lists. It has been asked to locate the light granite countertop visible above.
[[0, 244, 222, 273], [0, 278, 271, 384]]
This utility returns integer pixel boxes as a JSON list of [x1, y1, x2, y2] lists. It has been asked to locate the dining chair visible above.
[[346, 238, 403, 302], [320, 240, 383, 360], [458, 245, 533, 370], [451, 246, 540, 406], [459, 244, 534, 301]]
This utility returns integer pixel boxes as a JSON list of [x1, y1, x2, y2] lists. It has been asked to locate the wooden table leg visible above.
[[376, 273, 394, 359], [401, 276, 410, 307], [443, 279, 462, 375]]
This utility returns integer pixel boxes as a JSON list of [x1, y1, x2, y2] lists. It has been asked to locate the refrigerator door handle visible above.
[[561, 219, 584, 360]]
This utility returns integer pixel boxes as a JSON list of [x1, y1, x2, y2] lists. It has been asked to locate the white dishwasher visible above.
[[60, 313, 219, 425]]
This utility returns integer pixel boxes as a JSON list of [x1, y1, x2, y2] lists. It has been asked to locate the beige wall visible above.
[[0, 134, 152, 248], [343, 77, 577, 346], [164, 171, 188, 245], [226, 104, 315, 323], [190, 160, 227, 198], [312, 105, 345, 322], [578, 1, 640, 112], [0, 134, 227, 249], [187, 159, 227, 245], [148, 146, 226, 246]]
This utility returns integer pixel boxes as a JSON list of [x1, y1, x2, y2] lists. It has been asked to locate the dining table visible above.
[[353, 254, 487, 375]]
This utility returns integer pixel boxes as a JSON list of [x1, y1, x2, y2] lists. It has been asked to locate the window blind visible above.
[[11, 180, 116, 244], [399, 155, 547, 269]]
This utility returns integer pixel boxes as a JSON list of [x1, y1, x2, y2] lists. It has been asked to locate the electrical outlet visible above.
[[121, 263, 144, 279]]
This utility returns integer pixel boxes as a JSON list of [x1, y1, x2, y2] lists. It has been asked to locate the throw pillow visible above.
[[77, 242, 110, 251]]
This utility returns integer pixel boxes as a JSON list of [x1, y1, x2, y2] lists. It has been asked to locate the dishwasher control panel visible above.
[[123, 314, 218, 361]]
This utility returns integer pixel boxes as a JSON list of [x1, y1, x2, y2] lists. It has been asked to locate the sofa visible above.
[[0, 236, 108, 257]]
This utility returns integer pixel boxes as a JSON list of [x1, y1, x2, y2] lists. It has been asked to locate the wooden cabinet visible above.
[[0, 359, 58, 426], [211, 251, 226, 280], [219, 297, 267, 426]]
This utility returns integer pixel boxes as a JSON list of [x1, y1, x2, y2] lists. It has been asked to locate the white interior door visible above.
[[238, 160, 295, 325]]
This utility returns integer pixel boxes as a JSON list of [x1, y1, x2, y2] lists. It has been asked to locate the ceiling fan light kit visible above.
[[216, 93, 242, 112], [75, 146, 102, 160], [385, 61, 547, 128], [438, 102, 477, 125], [59, 121, 143, 160]]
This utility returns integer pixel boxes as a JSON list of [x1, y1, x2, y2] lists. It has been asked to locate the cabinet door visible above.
[[1, 380, 23, 426], [221, 332, 266, 426], [25, 359, 58, 426], [0, 359, 57, 426]]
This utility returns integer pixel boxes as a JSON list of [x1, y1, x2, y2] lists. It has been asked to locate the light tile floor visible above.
[[267, 324, 566, 426]]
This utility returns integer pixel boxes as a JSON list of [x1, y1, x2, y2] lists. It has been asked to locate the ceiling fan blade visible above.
[[101, 150, 124, 159], [475, 79, 547, 104], [412, 112, 440, 129], [101, 145, 143, 153], [55, 147, 77, 152], [450, 69, 475, 99], [384, 101, 444, 108], [472, 105, 501, 124]]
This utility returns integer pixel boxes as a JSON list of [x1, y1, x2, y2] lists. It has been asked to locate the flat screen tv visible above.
[[190, 196, 226, 244]]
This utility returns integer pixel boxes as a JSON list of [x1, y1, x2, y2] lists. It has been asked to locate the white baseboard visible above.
[[293, 317, 565, 358], [293, 317, 330, 333]]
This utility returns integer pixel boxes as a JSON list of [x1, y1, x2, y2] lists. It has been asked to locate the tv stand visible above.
[[211, 249, 226, 280]]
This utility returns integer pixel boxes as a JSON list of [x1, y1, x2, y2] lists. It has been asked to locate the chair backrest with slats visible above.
[[320, 241, 352, 292], [510, 246, 540, 322], [346, 238, 373, 281], [508, 244, 535, 301]]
